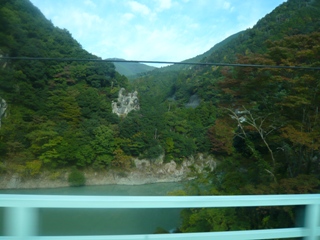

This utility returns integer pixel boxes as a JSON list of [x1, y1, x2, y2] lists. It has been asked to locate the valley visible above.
[[0, 0, 319, 233]]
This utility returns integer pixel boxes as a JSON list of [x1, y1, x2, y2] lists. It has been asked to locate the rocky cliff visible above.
[[0, 154, 216, 189], [0, 98, 7, 128], [112, 88, 140, 116]]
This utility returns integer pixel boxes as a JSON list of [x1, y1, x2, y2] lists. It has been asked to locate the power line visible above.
[[1, 56, 320, 70]]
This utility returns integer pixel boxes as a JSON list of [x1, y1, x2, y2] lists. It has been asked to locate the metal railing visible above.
[[1, 194, 319, 240]]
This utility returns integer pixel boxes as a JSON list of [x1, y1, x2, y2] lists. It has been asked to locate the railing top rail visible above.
[[0, 194, 319, 208], [0, 227, 316, 240]]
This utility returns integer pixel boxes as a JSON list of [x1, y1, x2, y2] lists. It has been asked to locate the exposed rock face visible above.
[[112, 88, 140, 117], [185, 94, 200, 108], [131, 153, 216, 183], [0, 98, 7, 128], [0, 154, 216, 189], [0, 51, 7, 68]]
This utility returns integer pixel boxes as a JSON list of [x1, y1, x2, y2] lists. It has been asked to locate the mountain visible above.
[[0, 0, 129, 171], [154, 0, 320, 76], [107, 58, 157, 78], [146, 0, 320, 103], [130, 0, 320, 231], [131, 0, 320, 193], [1, 0, 320, 232], [203, 0, 320, 64], [156, 30, 244, 73]]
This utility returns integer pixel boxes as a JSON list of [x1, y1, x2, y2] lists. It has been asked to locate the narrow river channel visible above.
[[0, 182, 185, 236]]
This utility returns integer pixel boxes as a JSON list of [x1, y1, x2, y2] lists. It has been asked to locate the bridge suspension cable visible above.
[[1, 56, 320, 70]]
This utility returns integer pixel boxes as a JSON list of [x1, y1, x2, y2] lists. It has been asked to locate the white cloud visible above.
[[83, 0, 96, 8], [235, 2, 269, 30], [209, 0, 234, 11], [155, 0, 172, 12], [223, 1, 231, 9], [98, 24, 209, 63], [29, 0, 287, 65], [188, 23, 199, 29], [122, 13, 135, 22], [128, 1, 151, 16], [222, 1, 234, 11], [52, 10, 104, 39]]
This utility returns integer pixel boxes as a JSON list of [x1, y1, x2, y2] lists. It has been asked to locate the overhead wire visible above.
[[1, 56, 320, 71]]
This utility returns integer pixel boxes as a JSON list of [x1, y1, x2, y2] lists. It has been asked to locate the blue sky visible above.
[[29, 0, 286, 65]]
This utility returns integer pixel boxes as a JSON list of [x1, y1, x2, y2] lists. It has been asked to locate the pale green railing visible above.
[[1, 194, 319, 240]]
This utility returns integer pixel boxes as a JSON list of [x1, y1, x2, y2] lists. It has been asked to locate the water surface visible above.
[[0, 182, 185, 236]]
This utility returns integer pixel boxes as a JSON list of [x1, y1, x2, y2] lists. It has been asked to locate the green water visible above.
[[0, 182, 185, 236]]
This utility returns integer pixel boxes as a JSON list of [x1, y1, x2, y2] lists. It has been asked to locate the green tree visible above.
[[208, 118, 235, 155], [68, 168, 86, 187], [91, 125, 116, 167]]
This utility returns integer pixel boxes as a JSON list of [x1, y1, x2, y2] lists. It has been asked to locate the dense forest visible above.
[[0, 0, 130, 172], [0, 0, 320, 234], [131, 0, 320, 232]]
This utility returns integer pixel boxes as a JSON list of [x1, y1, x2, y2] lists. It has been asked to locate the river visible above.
[[0, 182, 186, 236]]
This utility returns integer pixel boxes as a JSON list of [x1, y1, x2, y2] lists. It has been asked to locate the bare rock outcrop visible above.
[[0, 97, 7, 128], [0, 154, 217, 189], [111, 88, 140, 117]]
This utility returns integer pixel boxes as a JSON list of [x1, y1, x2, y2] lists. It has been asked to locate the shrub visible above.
[[49, 171, 62, 180], [68, 169, 86, 187], [25, 160, 42, 176], [143, 145, 163, 160], [116, 171, 128, 178], [0, 162, 7, 174]]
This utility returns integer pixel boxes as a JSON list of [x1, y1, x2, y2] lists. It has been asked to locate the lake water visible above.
[[0, 182, 186, 236]]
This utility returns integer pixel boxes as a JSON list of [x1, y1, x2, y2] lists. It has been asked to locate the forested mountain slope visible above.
[[131, 0, 320, 232], [132, 0, 320, 193], [0, 0, 215, 175], [1, 0, 320, 233], [0, 0, 129, 172], [154, 30, 244, 73], [203, 0, 320, 63], [0, 0, 318, 185], [107, 58, 157, 78]]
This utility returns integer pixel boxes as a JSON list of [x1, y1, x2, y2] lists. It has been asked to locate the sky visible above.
[[29, 0, 287, 66]]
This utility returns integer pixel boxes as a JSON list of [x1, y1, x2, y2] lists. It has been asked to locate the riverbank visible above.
[[0, 154, 216, 189]]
